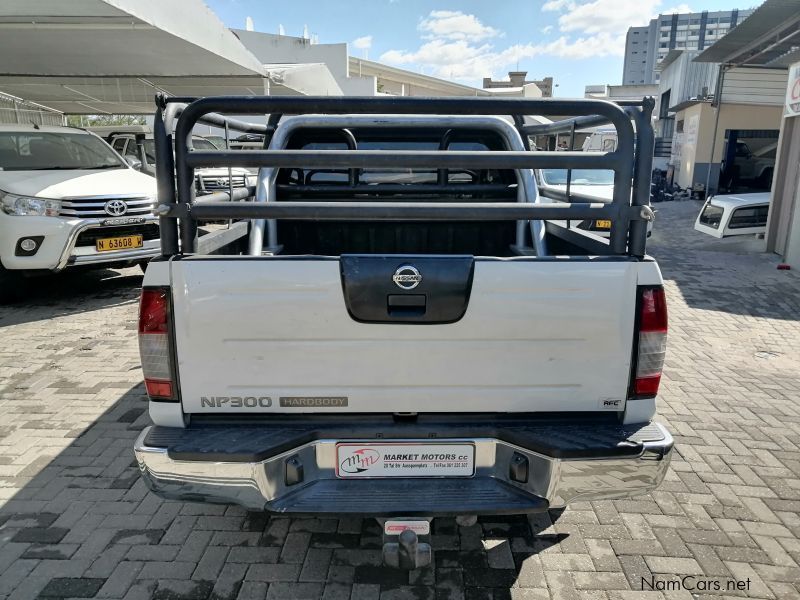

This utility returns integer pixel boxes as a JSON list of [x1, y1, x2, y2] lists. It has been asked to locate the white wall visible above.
[[233, 29, 350, 88]]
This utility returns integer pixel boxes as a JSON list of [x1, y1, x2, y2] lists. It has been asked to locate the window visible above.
[[540, 170, 615, 186], [192, 138, 217, 151], [0, 132, 126, 171], [112, 137, 127, 152], [729, 205, 769, 229], [699, 202, 724, 229], [122, 141, 140, 158], [291, 136, 505, 186]]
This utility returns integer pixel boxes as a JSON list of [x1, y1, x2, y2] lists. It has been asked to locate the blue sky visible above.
[[206, 0, 757, 97]]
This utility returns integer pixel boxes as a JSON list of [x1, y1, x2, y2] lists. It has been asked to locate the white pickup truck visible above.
[[0, 125, 158, 300], [134, 96, 672, 569]]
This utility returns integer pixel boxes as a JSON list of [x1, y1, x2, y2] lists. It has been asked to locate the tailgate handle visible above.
[[387, 294, 426, 317]]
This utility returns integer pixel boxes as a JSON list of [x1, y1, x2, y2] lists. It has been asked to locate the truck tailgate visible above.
[[170, 257, 639, 413]]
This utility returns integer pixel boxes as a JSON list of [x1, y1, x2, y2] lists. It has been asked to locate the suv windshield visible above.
[[193, 138, 217, 151], [541, 169, 615, 186], [0, 132, 125, 171]]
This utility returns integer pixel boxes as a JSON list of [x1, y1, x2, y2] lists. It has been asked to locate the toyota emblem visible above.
[[104, 199, 128, 216], [392, 265, 422, 290]]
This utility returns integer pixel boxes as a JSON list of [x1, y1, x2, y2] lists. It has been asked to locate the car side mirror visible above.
[[125, 156, 143, 171]]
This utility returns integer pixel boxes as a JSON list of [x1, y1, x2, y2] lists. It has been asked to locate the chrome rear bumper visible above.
[[134, 421, 673, 514]]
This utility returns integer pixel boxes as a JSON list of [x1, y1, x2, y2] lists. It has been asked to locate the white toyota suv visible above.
[[0, 125, 158, 300]]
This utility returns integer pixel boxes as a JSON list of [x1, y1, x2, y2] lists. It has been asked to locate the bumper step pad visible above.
[[267, 477, 548, 516]]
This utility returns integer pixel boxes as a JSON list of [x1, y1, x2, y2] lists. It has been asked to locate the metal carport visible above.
[[0, 0, 341, 114]]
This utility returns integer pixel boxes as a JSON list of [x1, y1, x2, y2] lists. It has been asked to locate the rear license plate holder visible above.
[[336, 442, 475, 478]]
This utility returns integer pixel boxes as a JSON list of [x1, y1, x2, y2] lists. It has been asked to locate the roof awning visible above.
[[655, 50, 684, 72], [0, 0, 265, 77], [0, 1, 344, 113], [694, 0, 800, 67]]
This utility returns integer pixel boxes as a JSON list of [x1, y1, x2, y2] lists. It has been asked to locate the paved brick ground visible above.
[[1, 200, 799, 600]]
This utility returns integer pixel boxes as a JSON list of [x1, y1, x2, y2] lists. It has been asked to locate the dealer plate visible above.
[[96, 234, 143, 252], [336, 443, 475, 478]]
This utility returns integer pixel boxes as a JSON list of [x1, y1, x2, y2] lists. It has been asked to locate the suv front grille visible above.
[[61, 196, 155, 218], [75, 224, 160, 247], [196, 174, 247, 194]]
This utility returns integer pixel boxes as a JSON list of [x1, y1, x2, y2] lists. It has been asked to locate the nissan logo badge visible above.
[[392, 265, 422, 290]]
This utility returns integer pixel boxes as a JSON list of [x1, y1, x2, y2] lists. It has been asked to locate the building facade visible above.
[[623, 9, 754, 85], [483, 72, 553, 97]]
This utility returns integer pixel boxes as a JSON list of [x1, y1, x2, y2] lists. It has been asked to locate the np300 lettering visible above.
[[200, 396, 272, 408]]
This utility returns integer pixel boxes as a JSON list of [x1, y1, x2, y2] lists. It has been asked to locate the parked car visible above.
[[0, 124, 158, 300], [537, 168, 654, 237], [98, 128, 256, 195], [134, 97, 672, 570], [694, 192, 771, 238], [732, 141, 775, 189]]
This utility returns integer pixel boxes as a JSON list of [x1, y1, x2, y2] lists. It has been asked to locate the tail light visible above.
[[632, 286, 668, 397], [138, 287, 176, 401]]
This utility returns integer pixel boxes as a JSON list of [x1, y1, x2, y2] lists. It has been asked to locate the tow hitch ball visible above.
[[382, 521, 432, 569]]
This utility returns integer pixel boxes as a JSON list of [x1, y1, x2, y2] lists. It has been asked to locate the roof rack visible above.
[[153, 94, 655, 258]]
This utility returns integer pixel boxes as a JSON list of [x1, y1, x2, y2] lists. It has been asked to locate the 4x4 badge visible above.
[[392, 265, 422, 290]]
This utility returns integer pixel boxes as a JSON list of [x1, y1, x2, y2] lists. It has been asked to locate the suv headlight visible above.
[[0, 192, 61, 216], [246, 174, 258, 187]]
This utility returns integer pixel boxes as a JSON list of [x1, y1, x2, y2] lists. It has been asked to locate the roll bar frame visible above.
[[152, 94, 655, 258]]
